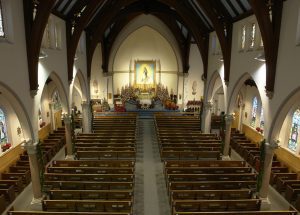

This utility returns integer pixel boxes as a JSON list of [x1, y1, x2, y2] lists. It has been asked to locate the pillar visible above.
[[203, 101, 213, 133], [63, 114, 74, 160], [22, 140, 43, 207], [81, 101, 91, 133], [223, 113, 235, 160], [48, 102, 55, 132], [259, 141, 279, 210]]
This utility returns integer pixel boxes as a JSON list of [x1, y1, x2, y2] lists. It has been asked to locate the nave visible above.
[[2, 113, 299, 215]]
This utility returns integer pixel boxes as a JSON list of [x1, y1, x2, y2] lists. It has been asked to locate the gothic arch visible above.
[[108, 14, 182, 73], [0, 82, 34, 141], [269, 86, 300, 142], [46, 71, 69, 113]]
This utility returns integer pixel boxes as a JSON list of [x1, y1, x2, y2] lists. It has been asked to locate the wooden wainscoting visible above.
[[275, 147, 300, 174], [242, 124, 264, 144], [38, 123, 51, 141], [0, 144, 24, 173]]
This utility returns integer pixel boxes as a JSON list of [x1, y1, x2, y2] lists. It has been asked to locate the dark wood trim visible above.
[[23, 1, 56, 93], [66, 0, 104, 82], [249, 0, 283, 98], [196, 0, 232, 84]]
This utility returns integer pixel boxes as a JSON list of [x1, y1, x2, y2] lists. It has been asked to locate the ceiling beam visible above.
[[23, 0, 56, 96], [249, 0, 283, 98], [159, 0, 209, 77], [195, 0, 233, 84], [66, 0, 104, 83], [86, 0, 138, 78], [236, 0, 247, 12]]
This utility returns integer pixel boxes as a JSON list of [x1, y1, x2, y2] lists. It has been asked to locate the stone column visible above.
[[81, 101, 91, 133], [203, 101, 213, 133], [63, 114, 74, 160], [48, 102, 55, 132], [223, 114, 235, 160], [22, 140, 43, 207], [259, 141, 279, 210]]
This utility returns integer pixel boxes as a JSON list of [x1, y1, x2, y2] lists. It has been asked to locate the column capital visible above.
[[63, 113, 72, 124], [224, 114, 235, 125], [22, 140, 38, 155], [265, 140, 279, 154], [204, 101, 213, 111]]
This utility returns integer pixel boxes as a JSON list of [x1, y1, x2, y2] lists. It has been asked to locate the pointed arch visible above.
[[0, 82, 34, 141], [269, 86, 300, 142], [46, 71, 69, 113]]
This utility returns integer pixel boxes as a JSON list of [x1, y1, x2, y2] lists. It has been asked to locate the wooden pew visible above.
[[76, 151, 136, 160], [8, 212, 131, 215], [0, 184, 15, 202], [44, 173, 134, 182], [49, 190, 133, 200], [166, 173, 257, 183], [172, 199, 261, 213], [171, 189, 253, 201], [173, 211, 298, 215], [285, 184, 300, 202], [43, 181, 133, 192], [42, 200, 132, 213], [164, 160, 246, 168], [46, 166, 134, 175], [50, 160, 135, 168], [0, 194, 6, 215], [165, 167, 252, 175], [161, 151, 221, 161]]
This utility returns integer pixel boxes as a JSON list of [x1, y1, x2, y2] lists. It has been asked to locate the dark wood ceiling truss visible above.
[[249, 0, 283, 98], [23, 0, 57, 95]]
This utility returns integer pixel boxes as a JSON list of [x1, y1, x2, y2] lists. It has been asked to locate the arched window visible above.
[[250, 97, 258, 127], [0, 1, 5, 37], [249, 23, 256, 49], [0, 108, 8, 143], [288, 109, 300, 152], [241, 25, 246, 50], [260, 108, 264, 130]]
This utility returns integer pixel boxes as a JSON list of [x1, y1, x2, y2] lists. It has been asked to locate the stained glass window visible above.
[[0, 108, 8, 144], [288, 109, 300, 152], [0, 1, 5, 37], [260, 108, 264, 130], [249, 23, 256, 49], [250, 97, 258, 127], [241, 25, 246, 50]]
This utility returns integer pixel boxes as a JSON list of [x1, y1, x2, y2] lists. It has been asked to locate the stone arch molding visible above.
[[227, 72, 263, 114], [269, 87, 300, 142], [205, 70, 224, 103], [0, 82, 34, 141], [69, 69, 88, 109], [108, 14, 182, 73], [46, 71, 69, 113]]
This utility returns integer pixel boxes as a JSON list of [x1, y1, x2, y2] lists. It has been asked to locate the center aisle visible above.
[[134, 118, 171, 215]]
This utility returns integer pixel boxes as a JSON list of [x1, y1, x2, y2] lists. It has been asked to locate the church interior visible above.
[[0, 0, 300, 214]]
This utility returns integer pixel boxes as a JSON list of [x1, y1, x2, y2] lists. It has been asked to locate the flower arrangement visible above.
[[256, 127, 263, 134]]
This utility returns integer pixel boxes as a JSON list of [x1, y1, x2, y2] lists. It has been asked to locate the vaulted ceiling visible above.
[[24, 0, 283, 99]]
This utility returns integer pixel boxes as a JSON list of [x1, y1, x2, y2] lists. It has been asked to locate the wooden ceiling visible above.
[[24, 0, 283, 99]]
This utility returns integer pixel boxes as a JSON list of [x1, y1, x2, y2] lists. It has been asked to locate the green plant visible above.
[[36, 140, 45, 191], [256, 139, 266, 192]]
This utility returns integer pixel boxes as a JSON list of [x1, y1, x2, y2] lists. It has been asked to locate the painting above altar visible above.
[[134, 61, 156, 90]]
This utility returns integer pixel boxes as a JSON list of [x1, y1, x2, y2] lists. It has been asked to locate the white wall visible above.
[[0, 0, 32, 136], [183, 44, 204, 105]]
